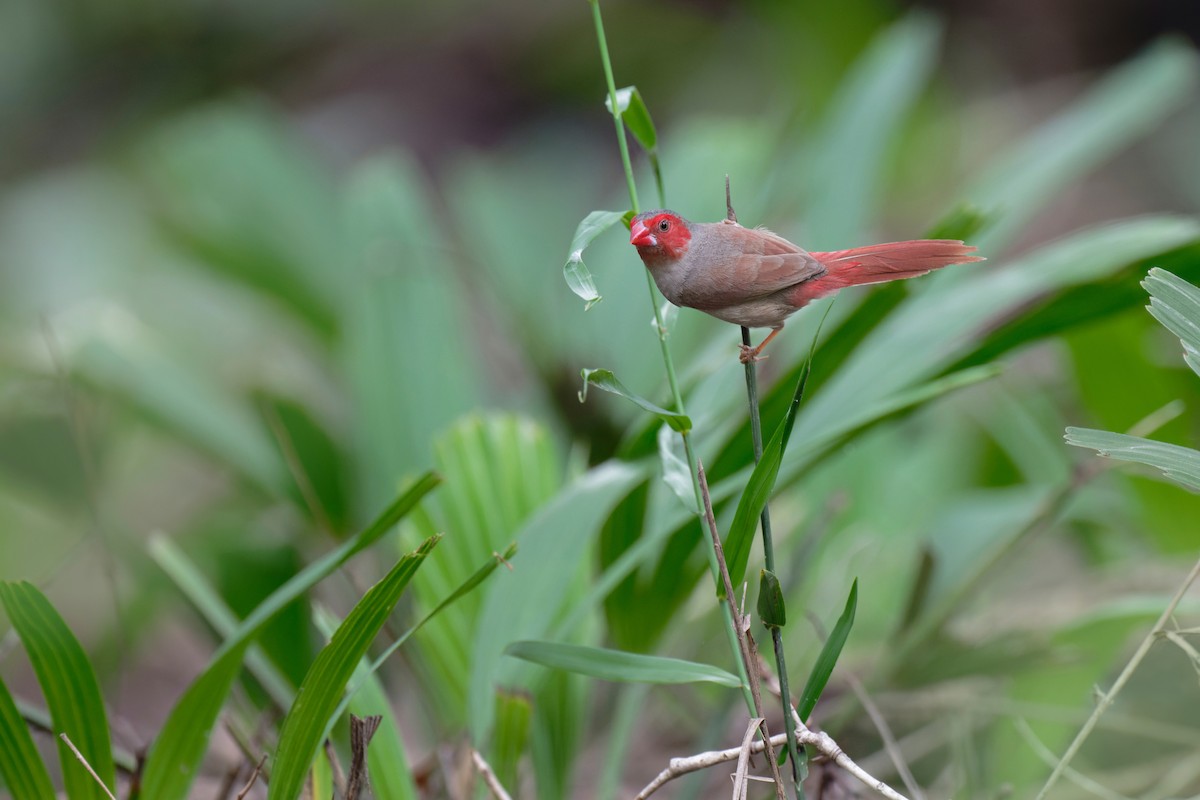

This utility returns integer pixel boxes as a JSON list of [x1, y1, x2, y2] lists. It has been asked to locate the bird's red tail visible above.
[[798, 239, 982, 302]]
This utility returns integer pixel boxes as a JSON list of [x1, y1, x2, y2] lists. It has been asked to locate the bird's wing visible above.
[[685, 224, 826, 309]]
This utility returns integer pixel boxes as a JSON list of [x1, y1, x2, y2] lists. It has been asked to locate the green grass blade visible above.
[[563, 210, 625, 309], [724, 363, 810, 591], [579, 369, 691, 432], [0, 581, 115, 800], [311, 608, 418, 800], [140, 641, 252, 800], [1064, 428, 1200, 491], [0, 674, 55, 800], [968, 40, 1197, 254], [268, 536, 440, 800], [1144, 267, 1200, 378], [148, 535, 296, 709], [492, 689, 532, 793], [604, 87, 662, 203], [799, 13, 942, 247], [797, 579, 858, 721], [505, 641, 742, 688], [141, 473, 439, 800], [326, 543, 518, 738]]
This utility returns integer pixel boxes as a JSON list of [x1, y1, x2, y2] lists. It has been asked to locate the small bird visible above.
[[630, 210, 983, 362]]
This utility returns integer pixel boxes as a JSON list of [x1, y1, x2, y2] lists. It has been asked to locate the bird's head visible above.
[[630, 210, 691, 260]]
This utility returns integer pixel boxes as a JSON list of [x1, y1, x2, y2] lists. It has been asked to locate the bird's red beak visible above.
[[630, 219, 657, 247]]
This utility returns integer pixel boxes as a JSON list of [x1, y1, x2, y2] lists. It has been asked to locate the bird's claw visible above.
[[738, 345, 767, 365]]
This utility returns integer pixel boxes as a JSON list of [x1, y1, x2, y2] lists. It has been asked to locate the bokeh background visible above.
[[3, 0, 1200, 798]]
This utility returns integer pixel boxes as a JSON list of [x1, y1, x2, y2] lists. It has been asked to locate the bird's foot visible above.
[[738, 345, 767, 365]]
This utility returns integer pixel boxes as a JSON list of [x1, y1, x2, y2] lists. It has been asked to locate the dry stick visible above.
[[471, 748, 514, 800], [1035, 553, 1200, 800], [58, 733, 117, 800], [807, 612, 925, 800], [235, 755, 268, 800], [844, 672, 925, 800], [346, 714, 382, 800], [727, 175, 805, 791], [634, 716, 911, 800], [1013, 719, 1133, 800], [698, 462, 787, 800], [325, 739, 348, 797], [732, 717, 765, 800]]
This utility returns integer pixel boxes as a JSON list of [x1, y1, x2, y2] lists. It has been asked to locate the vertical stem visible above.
[[742, 325, 804, 790], [589, 0, 752, 713]]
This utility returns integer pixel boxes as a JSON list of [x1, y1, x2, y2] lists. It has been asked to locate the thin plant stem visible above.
[[588, 0, 753, 713], [731, 173, 804, 790], [1035, 554, 1200, 800]]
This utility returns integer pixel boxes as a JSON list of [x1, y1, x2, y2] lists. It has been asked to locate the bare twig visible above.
[[635, 715, 911, 800], [1035, 554, 1200, 800], [844, 672, 924, 800], [346, 714, 382, 800], [732, 718, 765, 800], [1014, 719, 1132, 800], [808, 612, 924, 800], [698, 461, 786, 799], [325, 739, 347, 797], [59, 733, 117, 800], [235, 755, 268, 800], [471, 748, 514, 800]]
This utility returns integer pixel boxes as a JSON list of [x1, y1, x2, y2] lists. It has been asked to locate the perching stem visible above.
[[731, 174, 804, 791]]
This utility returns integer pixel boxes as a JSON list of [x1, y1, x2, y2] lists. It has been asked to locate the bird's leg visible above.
[[738, 328, 781, 364]]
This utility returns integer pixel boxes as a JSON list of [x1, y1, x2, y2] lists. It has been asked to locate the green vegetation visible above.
[[1, 2, 1199, 798]]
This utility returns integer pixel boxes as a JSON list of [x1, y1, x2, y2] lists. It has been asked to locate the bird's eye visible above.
[[658, 219, 670, 232]]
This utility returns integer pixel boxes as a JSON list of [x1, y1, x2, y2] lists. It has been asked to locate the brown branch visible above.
[[235, 755, 268, 800], [346, 714, 382, 800], [470, 748, 514, 800], [698, 461, 786, 800]]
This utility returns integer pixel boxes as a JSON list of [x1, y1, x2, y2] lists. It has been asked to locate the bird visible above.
[[629, 210, 983, 363]]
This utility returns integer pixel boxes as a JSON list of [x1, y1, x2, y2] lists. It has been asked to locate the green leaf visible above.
[[141, 473, 440, 800], [604, 86, 663, 203], [757, 570, 786, 629], [141, 641, 252, 800], [327, 543, 518, 736], [1064, 428, 1200, 492], [269, 536, 439, 800], [797, 579, 858, 721], [1144, 267, 1200, 378], [311, 608, 418, 800], [657, 423, 697, 513], [148, 535, 296, 710], [469, 461, 643, 742], [724, 363, 810, 592], [579, 369, 691, 432], [968, 40, 1198, 253], [504, 641, 742, 688], [605, 86, 657, 152], [799, 13, 942, 247], [925, 203, 992, 242], [492, 689, 532, 793], [563, 210, 625, 309], [0, 582, 115, 800], [0, 675, 55, 800]]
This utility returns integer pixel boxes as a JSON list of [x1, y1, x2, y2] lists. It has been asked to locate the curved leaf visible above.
[[0, 675, 55, 800], [563, 210, 625, 309], [798, 579, 858, 721], [505, 641, 742, 688], [0, 582, 114, 800], [579, 368, 691, 432], [1064, 428, 1200, 492], [269, 536, 439, 800]]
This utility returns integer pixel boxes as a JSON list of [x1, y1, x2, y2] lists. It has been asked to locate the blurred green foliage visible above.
[[1, 1, 1200, 798]]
